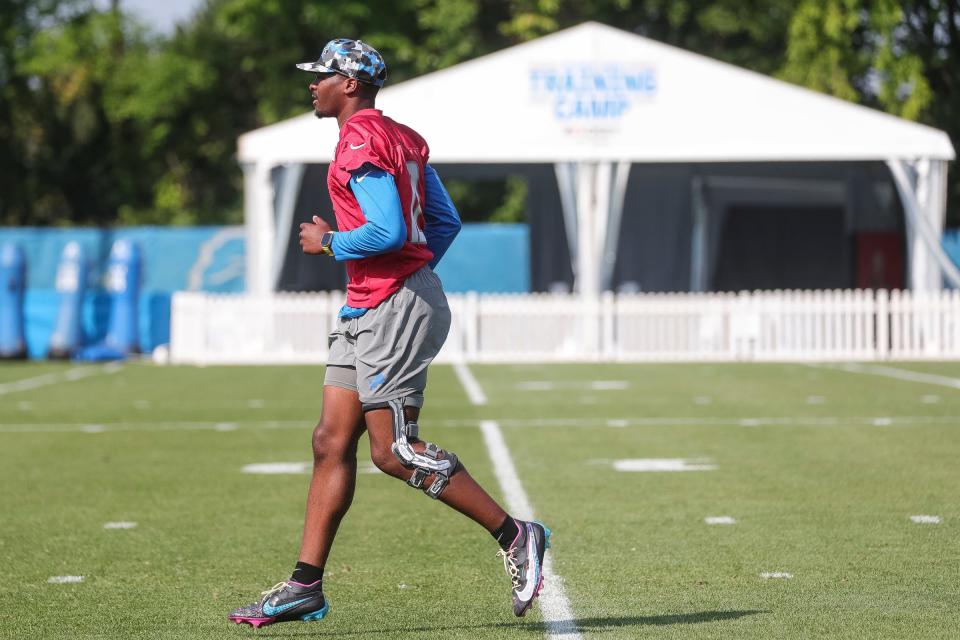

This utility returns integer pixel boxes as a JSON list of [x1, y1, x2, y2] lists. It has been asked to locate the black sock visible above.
[[291, 561, 324, 585], [492, 516, 521, 551]]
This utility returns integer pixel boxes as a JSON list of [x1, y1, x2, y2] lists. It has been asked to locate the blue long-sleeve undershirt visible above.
[[334, 163, 461, 318], [423, 164, 462, 268], [330, 167, 406, 261]]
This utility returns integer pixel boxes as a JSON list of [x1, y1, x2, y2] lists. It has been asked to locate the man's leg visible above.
[[228, 383, 362, 629], [365, 402, 551, 617], [365, 405, 506, 532], [353, 268, 550, 616], [298, 384, 366, 568]]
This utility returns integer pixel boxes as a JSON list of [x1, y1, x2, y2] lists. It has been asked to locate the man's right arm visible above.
[[422, 164, 462, 269], [330, 164, 406, 260]]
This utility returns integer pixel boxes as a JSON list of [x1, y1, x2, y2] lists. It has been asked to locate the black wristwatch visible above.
[[320, 231, 335, 257]]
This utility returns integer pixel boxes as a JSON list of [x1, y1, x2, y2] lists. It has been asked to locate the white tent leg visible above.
[[575, 162, 597, 297], [690, 175, 708, 292], [574, 161, 619, 297], [887, 158, 959, 290], [918, 158, 949, 279], [242, 161, 275, 295], [270, 162, 306, 290], [573, 161, 612, 358], [592, 162, 612, 291], [554, 162, 579, 284], [600, 161, 631, 292]]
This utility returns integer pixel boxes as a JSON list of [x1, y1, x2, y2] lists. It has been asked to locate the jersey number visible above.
[[405, 161, 427, 244]]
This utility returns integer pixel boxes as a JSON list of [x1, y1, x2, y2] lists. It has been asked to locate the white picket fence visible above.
[[169, 289, 960, 364]]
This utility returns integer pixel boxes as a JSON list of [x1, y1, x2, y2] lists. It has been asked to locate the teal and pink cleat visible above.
[[497, 520, 552, 617], [228, 579, 329, 628]]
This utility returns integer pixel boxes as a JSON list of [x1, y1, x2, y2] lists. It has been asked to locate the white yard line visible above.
[[480, 420, 581, 639], [4, 414, 960, 435], [613, 458, 717, 472], [453, 360, 579, 639], [0, 420, 311, 434], [473, 415, 957, 428], [910, 515, 942, 524], [452, 361, 487, 405], [811, 362, 960, 390], [0, 364, 122, 396]]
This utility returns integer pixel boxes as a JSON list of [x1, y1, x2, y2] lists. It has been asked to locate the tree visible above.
[[126, 0, 800, 225], [0, 1, 121, 225], [779, 0, 958, 223], [891, 1, 960, 224], [104, 0, 428, 224], [3, 1, 957, 227]]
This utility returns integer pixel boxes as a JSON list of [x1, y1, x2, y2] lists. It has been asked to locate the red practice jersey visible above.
[[327, 109, 434, 308]]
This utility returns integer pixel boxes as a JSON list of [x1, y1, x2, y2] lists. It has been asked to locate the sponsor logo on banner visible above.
[[529, 64, 657, 135]]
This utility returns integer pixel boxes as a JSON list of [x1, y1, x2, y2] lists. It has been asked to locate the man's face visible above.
[[309, 72, 342, 119]]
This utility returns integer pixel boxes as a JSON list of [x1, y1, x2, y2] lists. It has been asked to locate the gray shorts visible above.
[[324, 266, 451, 408]]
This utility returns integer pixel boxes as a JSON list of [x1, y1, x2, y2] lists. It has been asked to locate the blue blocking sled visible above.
[[0, 242, 28, 360], [48, 241, 89, 359], [76, 240, 142, 361]]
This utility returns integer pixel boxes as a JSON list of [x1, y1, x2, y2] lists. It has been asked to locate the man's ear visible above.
[[343, 77, 361, 96]]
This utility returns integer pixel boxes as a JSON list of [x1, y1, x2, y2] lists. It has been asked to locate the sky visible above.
[[120, 0, 204, 34]]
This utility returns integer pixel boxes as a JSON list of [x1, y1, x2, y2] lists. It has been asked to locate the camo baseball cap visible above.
[[296, 38, 387, 87]]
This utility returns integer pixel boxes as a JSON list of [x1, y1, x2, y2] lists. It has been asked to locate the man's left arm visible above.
[[422, 164, 462, 269]]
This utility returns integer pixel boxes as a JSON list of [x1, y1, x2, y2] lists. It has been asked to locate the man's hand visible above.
[[300, 215, 332, 254]]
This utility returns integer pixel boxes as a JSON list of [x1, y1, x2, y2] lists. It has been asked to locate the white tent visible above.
[[238, 21, 955, 295]]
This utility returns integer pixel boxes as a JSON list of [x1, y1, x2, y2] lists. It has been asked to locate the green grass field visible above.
[[1, 361, 957, 639]]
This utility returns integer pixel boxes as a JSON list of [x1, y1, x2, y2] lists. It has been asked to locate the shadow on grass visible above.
[[249, 609, 767, 636], [576, 610, 768, 628]]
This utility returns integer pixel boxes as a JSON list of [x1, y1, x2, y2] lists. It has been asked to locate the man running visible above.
[[228, 38, 550, 628]]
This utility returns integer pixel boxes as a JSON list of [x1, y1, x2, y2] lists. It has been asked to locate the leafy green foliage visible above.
[[0, 1, 957, 227], [780, 0, 864, 102], [1, 2, 129, 225], [442, 176, 528, 223], [778, 0, 958, 222]]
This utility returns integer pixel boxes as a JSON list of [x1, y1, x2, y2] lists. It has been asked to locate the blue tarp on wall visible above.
[[941, 230, 960, 286], [0, 226, 245, 292], [0, 223, 529, 358], [0, 226, 245, 359], [435, 224, 529, 293], [22, 290, 171, 359]]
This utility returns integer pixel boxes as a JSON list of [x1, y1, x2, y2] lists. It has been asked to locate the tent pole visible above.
[[572, 160, 620, 297], [600, 161, 631, 292], [593, 162, 612, 289], [887, 158, 959, 290], [575, 162, 629, 298], [575, 162, 601, 298], [270, 163, 306, 290], [690, 175, 708, 292], [573, 161, 611, 358], [242, 161, 275, 295], [554, 162, 579, 285]]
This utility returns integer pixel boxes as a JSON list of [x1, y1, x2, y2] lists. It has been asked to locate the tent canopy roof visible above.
[[239, 22, 955, 165]]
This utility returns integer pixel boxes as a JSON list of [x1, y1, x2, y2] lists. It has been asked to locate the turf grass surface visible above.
[[0, 361, 957, 639]]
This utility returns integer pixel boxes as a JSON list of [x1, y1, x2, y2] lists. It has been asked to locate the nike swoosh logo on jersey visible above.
[[349, 142, 366, 150], [515, 527, 540, 601], [262, 596, 311, 617]]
